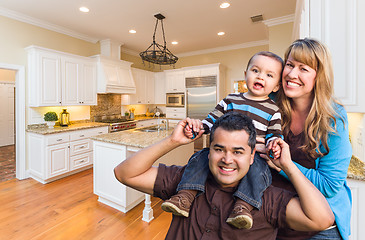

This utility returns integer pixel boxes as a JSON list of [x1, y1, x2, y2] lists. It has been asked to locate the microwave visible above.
[[166, 93, 185, 107]]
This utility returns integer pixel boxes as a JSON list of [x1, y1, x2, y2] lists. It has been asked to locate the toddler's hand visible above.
[[266, 138, 281, 160]]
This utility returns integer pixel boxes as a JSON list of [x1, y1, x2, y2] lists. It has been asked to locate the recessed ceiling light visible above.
[[220, 2, 230, 8], [217, 32, 225, 36], [79, 7, 89, 13], [171, 41, 178, 45], [129, 29, 136, 34]]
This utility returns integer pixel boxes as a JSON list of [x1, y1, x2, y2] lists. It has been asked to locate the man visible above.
[[114, 112, 334, 239]]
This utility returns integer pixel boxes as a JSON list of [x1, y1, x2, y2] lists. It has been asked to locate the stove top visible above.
[[96, 118, 135, 124]]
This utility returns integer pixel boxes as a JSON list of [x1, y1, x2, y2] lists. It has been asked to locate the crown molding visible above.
[[263, 14, 295, 27], [176, 40, 269, 57], [121, 48, 140, 57], [0, 7, 99, 43]]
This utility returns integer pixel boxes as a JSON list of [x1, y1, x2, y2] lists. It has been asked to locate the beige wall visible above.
[[0, 15, 100, 66], [267, 22, 294, 59], [0, 15, 101, 124], [0, 69, 16, 82], [121, 23, 294, 95]]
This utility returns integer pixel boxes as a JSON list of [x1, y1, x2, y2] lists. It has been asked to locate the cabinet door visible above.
[[146, 71, 155, 104], [131, 69, 146, 104], [165, 71, 185, 93], [62, 57, 80, 105], [299, 0, 365, 112], [47, 143, 69, 178], [80, 61, 97, 105], [154, 72, 166, 104], [39, 52, 62, 106]]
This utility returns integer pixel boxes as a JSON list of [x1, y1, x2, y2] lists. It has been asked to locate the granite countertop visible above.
[[347, 155, 365, 181], [91, 127, 173, 148], [92, 127, 365, 182], [26, 122, 109, 135]]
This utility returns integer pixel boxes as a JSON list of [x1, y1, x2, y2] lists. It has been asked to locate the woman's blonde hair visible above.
[[277, 38, 343, 158]]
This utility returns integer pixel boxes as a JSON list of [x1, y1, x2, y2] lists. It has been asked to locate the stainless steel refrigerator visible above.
[[186, 76, 217, 120]]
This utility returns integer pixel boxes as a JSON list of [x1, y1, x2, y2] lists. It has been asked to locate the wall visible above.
[[0, 15, 101, 124], [267, 22, 294, 58], [122, 45, 269, 95], [0, 69, 16, 82]]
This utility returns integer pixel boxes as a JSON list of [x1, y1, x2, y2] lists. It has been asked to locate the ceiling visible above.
[[0, 0, 296, 56]]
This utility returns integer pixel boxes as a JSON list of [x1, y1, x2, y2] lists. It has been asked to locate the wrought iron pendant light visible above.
[[140, 13, 178, 68]]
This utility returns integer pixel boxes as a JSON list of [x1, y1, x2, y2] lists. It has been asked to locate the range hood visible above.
[[93, 39, 136, 94]]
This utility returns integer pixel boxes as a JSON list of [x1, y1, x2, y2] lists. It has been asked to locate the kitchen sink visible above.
[[134, 126, 171, 132]]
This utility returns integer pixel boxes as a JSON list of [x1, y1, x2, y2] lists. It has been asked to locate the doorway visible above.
[[0, 73, 15, 182], [0, 63, 26, 181]]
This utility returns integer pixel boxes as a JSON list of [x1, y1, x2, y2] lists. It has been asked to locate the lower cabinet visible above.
[[166, 107, 186, 119], [347, 178, 365, 240], [27, 126, 108, 183]]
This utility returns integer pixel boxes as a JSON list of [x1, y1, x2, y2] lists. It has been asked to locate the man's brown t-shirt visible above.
[[154, 164, 296, 240]]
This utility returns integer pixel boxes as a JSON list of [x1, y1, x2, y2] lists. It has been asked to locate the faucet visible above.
[[161, 119, 169, 130]]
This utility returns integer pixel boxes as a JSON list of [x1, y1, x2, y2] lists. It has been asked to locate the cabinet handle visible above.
[[79, 146, 85, 149], [80, 135, 85, 137], [57, 139, 63, 141]]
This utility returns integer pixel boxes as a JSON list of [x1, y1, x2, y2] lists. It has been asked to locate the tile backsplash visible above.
[[90, 94, 121, 120]]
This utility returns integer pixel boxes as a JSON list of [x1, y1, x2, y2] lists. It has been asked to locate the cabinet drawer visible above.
[[166, 107, 186, 114], [69, 139, 92, 156], [46, 134, 70, 146], [166, 112, 186, 119], [70, 151, 92, 170], [90, 127, 109, 135]]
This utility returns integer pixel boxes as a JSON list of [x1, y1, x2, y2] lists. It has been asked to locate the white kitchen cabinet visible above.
[[47, 142, 69, 178], [165, 70, 185, 93], [297, 0, 365, 112], [131, 68, 155, 104], [26, 45, 97, 107], [347, 178, 365, 240], [27, 126, 108, 183], [154, 72, 166, 104], [136, 119, 157, 128], [166, 107, 186, 119], [184, 66, 218, 78], [62, 57, 97, 105]]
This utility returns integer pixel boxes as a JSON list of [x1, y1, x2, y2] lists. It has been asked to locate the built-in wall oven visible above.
[[166, 93, 185, 107]]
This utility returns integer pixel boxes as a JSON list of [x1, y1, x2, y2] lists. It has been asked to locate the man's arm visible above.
[[114, 119, 202, 195], [270, 138, 335, 231]]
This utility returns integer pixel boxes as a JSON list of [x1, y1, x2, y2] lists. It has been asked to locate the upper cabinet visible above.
[[26, 46, 97, 107], [154, 72, 166, 105], [165, 70, 185, 93], [93, 56, 136, 95], [130, 68, 154, 104], [296, 0, 365, 112]]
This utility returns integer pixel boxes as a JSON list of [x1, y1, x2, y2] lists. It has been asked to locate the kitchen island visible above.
[[91, 126, 194, 222]]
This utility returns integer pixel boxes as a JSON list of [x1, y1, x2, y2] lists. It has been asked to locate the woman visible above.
[[267, 38, 352, 239]]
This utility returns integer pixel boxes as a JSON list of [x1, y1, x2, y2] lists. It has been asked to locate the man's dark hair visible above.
[[210, 112, 256, 152]]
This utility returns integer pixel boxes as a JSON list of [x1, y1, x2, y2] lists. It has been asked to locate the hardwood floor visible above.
[[0, 168, 172, 240]]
